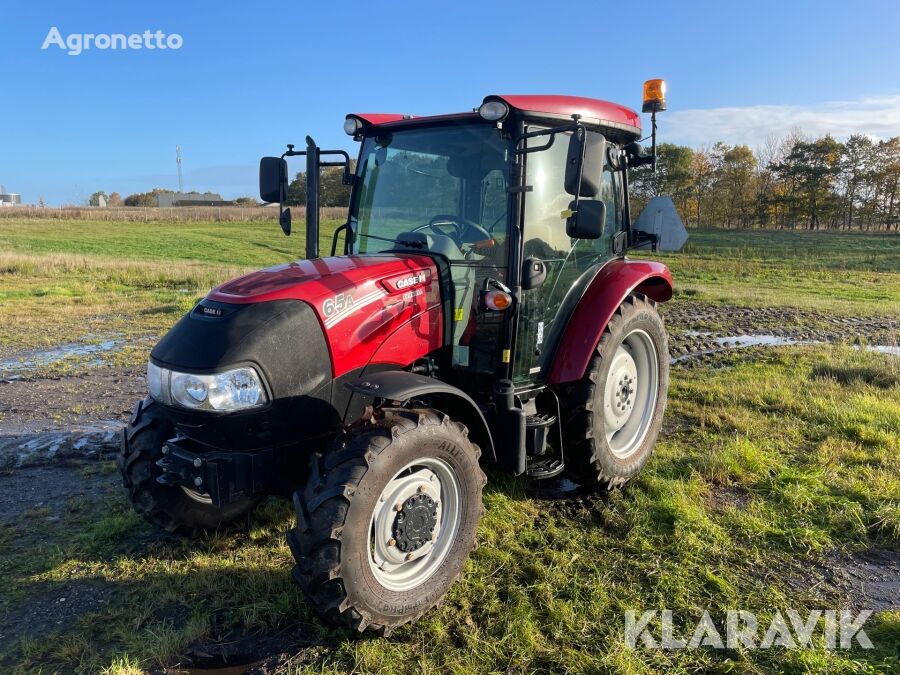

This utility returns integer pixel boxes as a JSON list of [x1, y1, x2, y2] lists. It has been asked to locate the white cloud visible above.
[[660, 94, 900, 148]]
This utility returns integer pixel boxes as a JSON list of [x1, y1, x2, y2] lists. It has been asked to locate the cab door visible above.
[[512, 131, 623, 384]]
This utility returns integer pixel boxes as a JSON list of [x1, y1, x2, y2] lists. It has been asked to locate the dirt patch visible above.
[[0, 579, 116, 655], [708, 484, 752, 511], [0, 364, 144, 433], [788, 547, 900, 612], [0, 463, 115, 526], [0, 364, 144, 470], [167, 630, 336, 675]]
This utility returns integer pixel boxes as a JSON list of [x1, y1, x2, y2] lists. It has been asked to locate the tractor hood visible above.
[[207, 254, 437, 307], [203, 253, 444, 378]]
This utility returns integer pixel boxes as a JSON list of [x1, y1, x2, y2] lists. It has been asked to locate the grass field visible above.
[[0, 220, 897, 359], [0, 218, 898, 673]]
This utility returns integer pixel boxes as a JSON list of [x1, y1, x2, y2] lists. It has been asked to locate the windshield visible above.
[[349, 122, 510, 263]]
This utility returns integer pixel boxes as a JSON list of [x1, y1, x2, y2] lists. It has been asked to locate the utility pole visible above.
[[176, 145, 184, 193]]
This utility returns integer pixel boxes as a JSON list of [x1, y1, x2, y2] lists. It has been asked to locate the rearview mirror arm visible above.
[[513, 121, 581, 155]]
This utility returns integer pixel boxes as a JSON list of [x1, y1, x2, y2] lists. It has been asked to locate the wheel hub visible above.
[[604, 349, 638, 432], [602, 329, 661, 459], [392, 493, 438, 553], [368, 459, 461, 592]]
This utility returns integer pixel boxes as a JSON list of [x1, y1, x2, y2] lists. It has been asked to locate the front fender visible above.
[[346, 371, 496, 463], [546, 259, 673, 385]]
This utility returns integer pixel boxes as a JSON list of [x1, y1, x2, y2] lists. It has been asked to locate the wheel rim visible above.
[[603, 329, 659, 459], [368, 457, 461, 592]]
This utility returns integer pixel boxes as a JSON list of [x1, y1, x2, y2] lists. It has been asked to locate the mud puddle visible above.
[[788, 546, 900, 612], [672, 331, 899, 363], [665, 303, 899, 364], [0, 338, 123, 379], [0, 420, 122, 469]]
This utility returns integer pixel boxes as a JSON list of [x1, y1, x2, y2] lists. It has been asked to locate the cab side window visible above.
[[599, 157, 621, 236]]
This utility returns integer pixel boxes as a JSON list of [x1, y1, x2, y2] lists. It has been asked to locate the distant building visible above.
[[0, 184, 21, 207], [155, 191, 234, 207]]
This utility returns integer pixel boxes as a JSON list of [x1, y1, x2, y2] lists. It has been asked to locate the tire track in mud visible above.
[[663, 303, 900, 365]]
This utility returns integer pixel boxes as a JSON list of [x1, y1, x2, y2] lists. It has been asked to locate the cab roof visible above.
[[349, 94, 642, 138]]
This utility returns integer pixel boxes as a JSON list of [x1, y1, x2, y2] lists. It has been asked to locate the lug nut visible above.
[[405, 553, 414, 561], [388, 538, 396, 546], [162, 446, 170, 455], [417, 485, 425, 493], [394, 503, 403, 511], [193, 477, 203, 487], [193, 458, 203, 468]]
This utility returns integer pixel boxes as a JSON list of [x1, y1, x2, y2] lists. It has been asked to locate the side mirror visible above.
[[631, 196, 689, 251], [279, 207, 292, 236], [566, 200, 605, 239], [565, 128, 606, 197], [521, 257, 547, 291], [259, 157, 288, 204]]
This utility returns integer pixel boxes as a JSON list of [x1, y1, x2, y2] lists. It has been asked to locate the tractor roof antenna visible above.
[[176, 145, 184, 193]]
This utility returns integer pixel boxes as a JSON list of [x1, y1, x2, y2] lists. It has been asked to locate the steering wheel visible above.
[[413, 214, 492, 248]]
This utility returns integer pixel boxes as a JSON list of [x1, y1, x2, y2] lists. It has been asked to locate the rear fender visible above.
[[546, 259, 673, 385], [346, 371, 496, 463]]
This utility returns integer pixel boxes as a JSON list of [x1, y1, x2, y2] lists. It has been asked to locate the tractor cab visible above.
[[263, 94, 683, 394]]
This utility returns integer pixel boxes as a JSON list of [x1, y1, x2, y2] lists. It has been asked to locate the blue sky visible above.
[[2, 0, 900, 205]]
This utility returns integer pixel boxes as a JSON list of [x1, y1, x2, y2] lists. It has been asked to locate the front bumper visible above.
[[156, 435, 279, 507]]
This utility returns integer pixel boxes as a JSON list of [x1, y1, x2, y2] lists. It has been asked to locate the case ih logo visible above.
[[382, 270, 431, 293]]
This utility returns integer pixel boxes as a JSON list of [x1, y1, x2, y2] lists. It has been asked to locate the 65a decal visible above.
[[322, 292, 355, 318]]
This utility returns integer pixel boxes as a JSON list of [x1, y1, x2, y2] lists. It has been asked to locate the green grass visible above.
[[0, 217, 342, 267], [1, 219, 898, 672], [0, 219, 342, 358], [651, 229, 900, 315]]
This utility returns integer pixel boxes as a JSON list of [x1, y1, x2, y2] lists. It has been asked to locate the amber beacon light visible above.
[[642, 78, 667, 113]]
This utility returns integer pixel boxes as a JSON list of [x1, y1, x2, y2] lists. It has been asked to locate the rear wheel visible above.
[[562, 294, 669, 488], [117, 398, 259, 535], [288, 408, 485, 634]]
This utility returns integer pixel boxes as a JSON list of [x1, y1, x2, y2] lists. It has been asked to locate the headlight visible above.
[[478, 100, 509, 122], [148, 361, 267, 411], [344, 116, 363, 136], [147, 361, 164, 400]]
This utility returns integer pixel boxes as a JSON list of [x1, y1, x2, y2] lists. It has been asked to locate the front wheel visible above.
[[117, 398, 260, 535], [562, 293, 669, 489], [288, 408, 485, 634]]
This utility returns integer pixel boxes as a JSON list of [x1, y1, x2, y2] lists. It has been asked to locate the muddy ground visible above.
[[0, 304, 898, 672]]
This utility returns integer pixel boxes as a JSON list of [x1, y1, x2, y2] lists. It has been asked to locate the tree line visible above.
[[285, 165, 354, 208], [631, 133, 900, 231], [89, 132, 899, 231]]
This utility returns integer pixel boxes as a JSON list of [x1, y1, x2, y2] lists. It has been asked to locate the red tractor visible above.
[[119, 81, 687, 633]]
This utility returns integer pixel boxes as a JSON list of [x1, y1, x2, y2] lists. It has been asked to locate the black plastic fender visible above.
[[346, 371, 496, 463]]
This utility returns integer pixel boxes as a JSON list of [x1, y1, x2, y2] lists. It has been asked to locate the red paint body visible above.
[[352, 95, 642, 135], [547, 259, 673, 385], [487, 95, 641, 133], [207, 255, 442, 378]]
